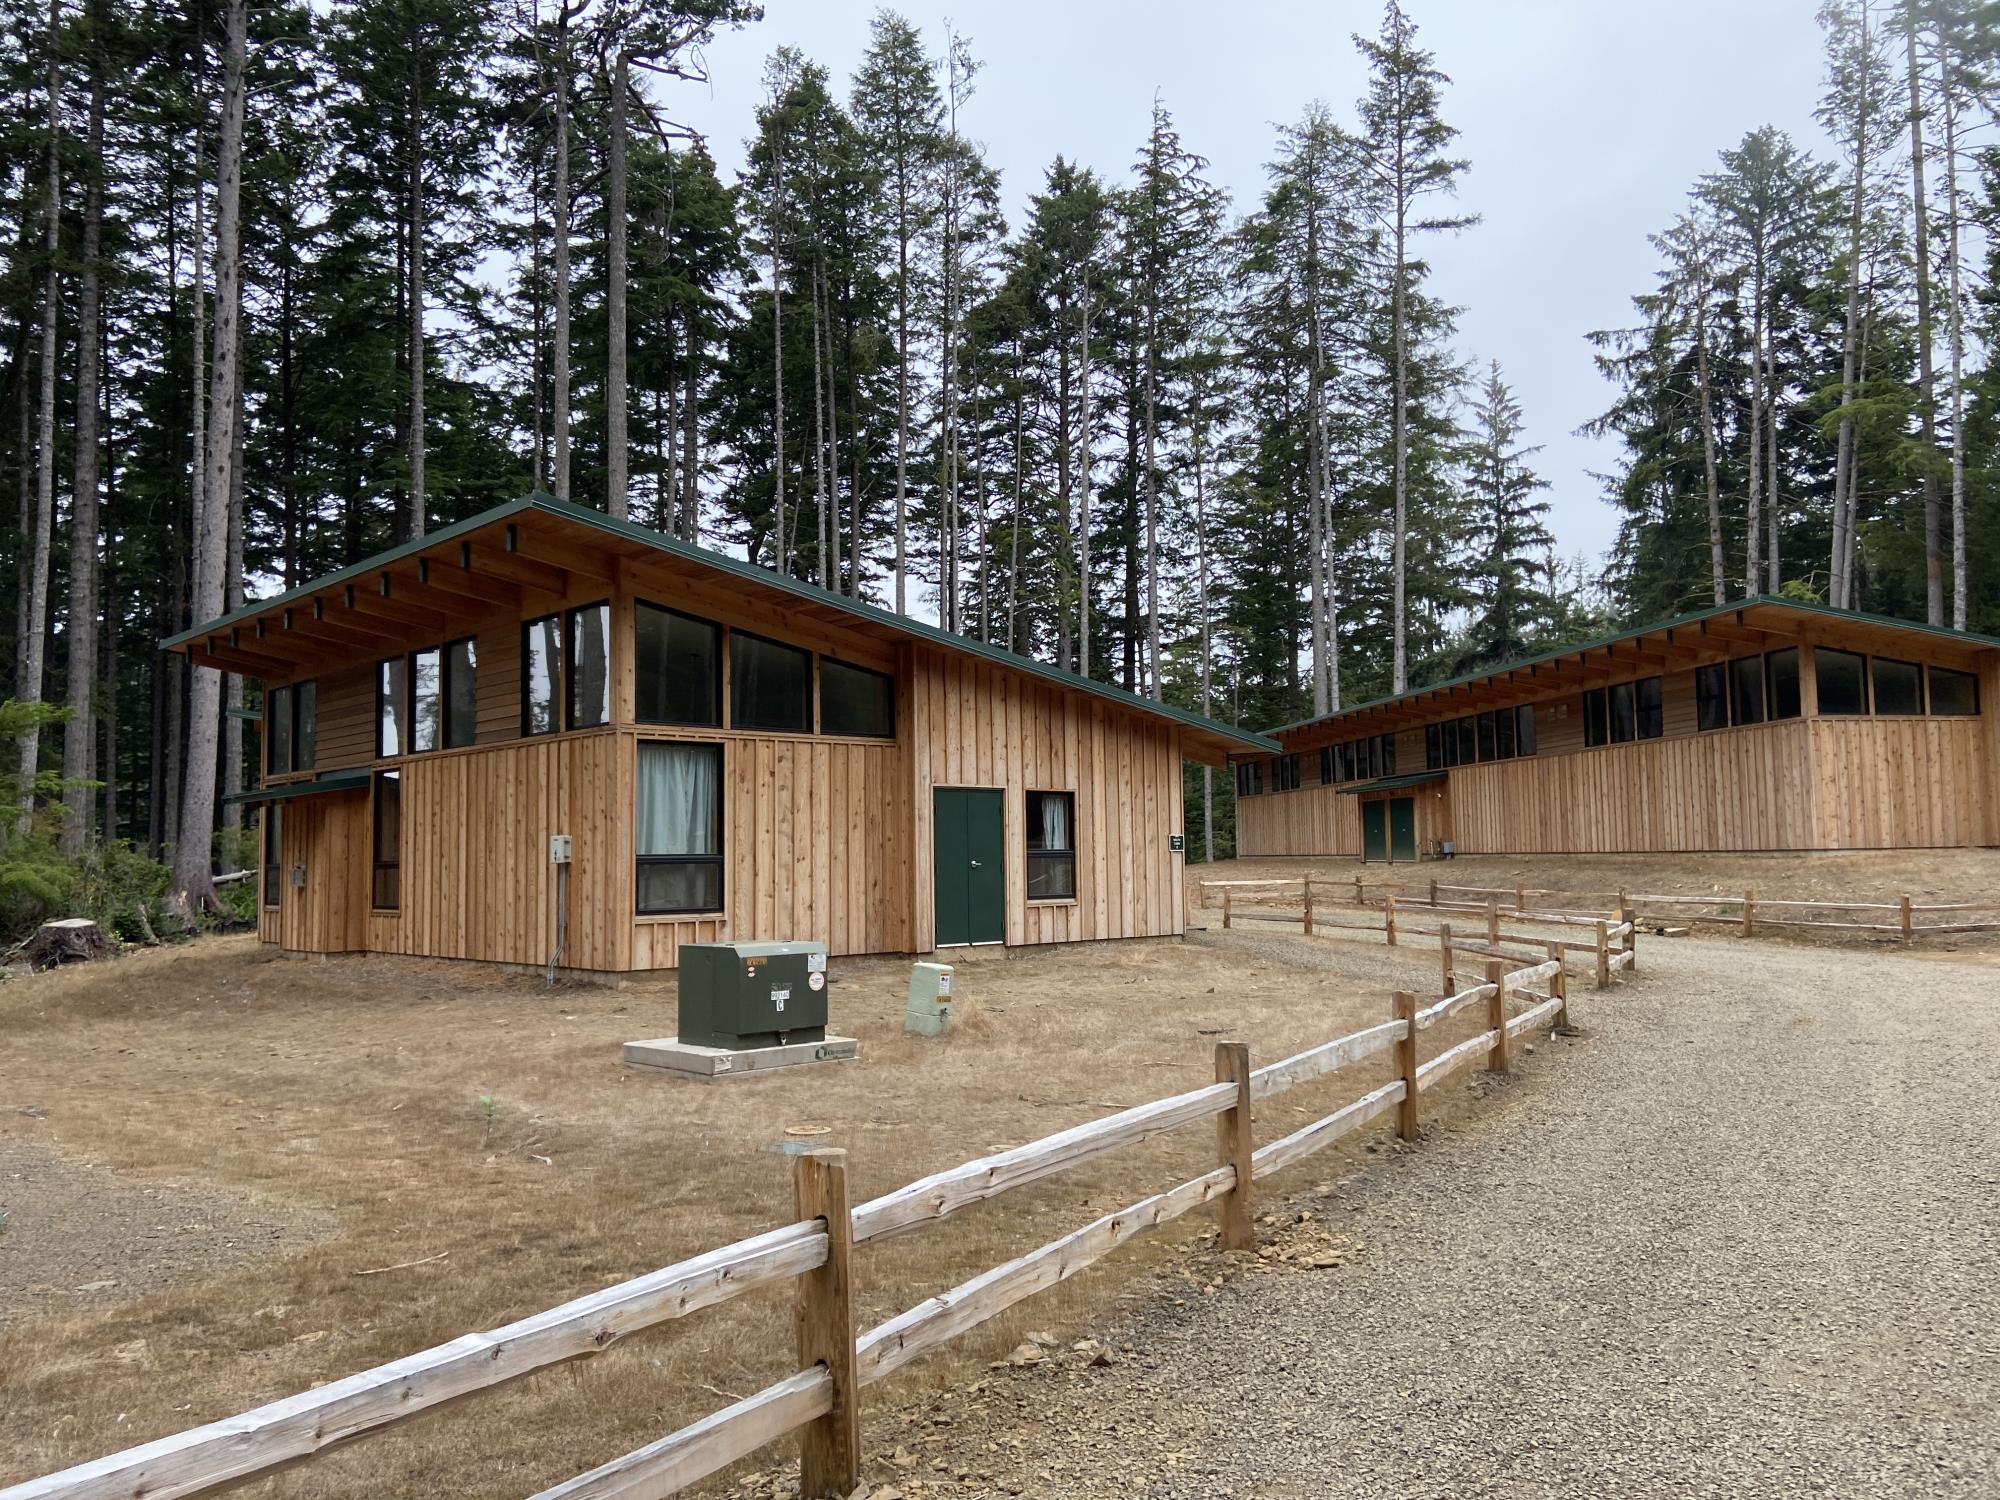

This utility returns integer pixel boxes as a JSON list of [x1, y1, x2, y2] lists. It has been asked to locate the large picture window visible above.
[[1872, 656, 1923, 715], [295, 681, 317, 769], [1583, 688, 1609, 747], [1765, 648, 1801, 721], [568, 602, 611, 730], [445, 637, 477, 747], [1815, 648, 1867, 716], [1929, 666, 1979, 716], [1026, 790, 1077, 901], [523, 614, 562, 736], [377, 658, 406, 757], [636, 742, 723, 914], [1272, 754, 1301, 792], [1696, 663, 1729, 731], [1729, 655, 1766, 726], [1636, 675, 1664, 739], [731, 630, 811, 733], [1234, 761, 1263, 797], [263, 806, 283, 908], [372, 771, 401, 910], [410, 646, 443, 753], [636, 603, 721, 727], [820, 658, 894, 738], [268, 686, 293, 774]]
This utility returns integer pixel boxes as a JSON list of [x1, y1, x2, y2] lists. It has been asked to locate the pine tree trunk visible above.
[[1906, 0, 1941, 624], [1830, 4, 1870, 611], [1390, 202, 1410, 694], [406, 46, 426, 538], [605, 49, 629, 520], [681, 326, 700, 542], [171, 0, 247, 916], [1766, 385, 1781, 592], [17, 0, 62, 833], [1695, 295, 1726, 605], [61, 42, 105, 856], [221, 359, 245, 845], [1744, 250, 1764, 597], [1940, 57, 1966, 630], [1077, 283, 1093, 678], [770, 126, 786, 575], [551, 17, 572, 502]]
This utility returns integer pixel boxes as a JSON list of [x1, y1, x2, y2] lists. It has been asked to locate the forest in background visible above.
[[0, 0, 1996, 934]]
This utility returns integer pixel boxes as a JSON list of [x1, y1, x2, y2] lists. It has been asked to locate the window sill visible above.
[[1026, 898, 1078, 908], [636, 912, 727, 924]]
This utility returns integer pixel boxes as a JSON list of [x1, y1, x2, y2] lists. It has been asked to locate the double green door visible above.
[[933, 788, 1005, 946], [1361, 797, 1418, 863]]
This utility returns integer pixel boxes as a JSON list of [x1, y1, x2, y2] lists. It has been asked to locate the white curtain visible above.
[[1039, 793, 1071, 852], [638, 744, 717, 856]]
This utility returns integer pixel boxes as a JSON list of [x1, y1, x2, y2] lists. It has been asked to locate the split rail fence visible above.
[[0, 954, 1573, 1500]]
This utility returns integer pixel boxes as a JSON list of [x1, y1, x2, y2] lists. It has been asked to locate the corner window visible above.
[[1583, 688, 1609, 747], [636, 742, 723, 914], [1234, 761, 1262, 797], [1476, 712, 1496, 763], [268, 686, 293, 774], [1494, 707, 1516, 760], [1766, 648, 1801, 721], [1516, 704, 1537, 755], [1321, 745, 1336, 783], [1379, 734, 1396, 776], [1696, 663, 1729, 731], [523, 614, 562, 736], [1814, 648, 1866, 715], [1729, 655, 1766, 726], [820, 658, 894, 738], [1272, 754, 1301, 792], [263, 805, 282, 908], [1872, 657, 1922, 716], [1455, 716, 1475, 765], [731, 630, 811, 733], [377, 658, 406, 757], [445, 637, 477, 748], [1635, 676, 1664, 740], [567, 602, 611, 730], [1929, 666, 1979, 716], [1609, 682, 1637, 743], [410, 646, 442, 753], [372, 770, 401, 910], [1026, 790, 1076, 900], [636, 602, 722, 727], [295, 681, 316, 769], [1424, 724, 1441, 771]]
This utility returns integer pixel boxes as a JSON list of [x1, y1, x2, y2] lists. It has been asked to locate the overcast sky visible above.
[[659, 0, 1835, 569]]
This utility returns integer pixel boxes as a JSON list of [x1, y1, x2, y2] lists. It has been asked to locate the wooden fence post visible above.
[[1429, 877, 1438, 908], [1213, 1042, 1253, 1251], [1515, 882, 1525, 913], [1486, 959, 1511, 1073], [1303, 879, 1315, 937], [1900, 894, 1914, 948], [793, 1150, 859, 1500], [1395, 990, 1419, 1141], [1486, 899, 1500, 945], [1617, 888, 1629, 925], [1354, 874, 1364, 907], [1742, 889, 1755, 938], [1547, 941, 1569, 1030], [1623, 908, 1637, 973], [1595, 920, 1611, 989], [1385, 890, 1398, 947], [1223, 890, 1232, 931], [1439, 922, 1454, 995]]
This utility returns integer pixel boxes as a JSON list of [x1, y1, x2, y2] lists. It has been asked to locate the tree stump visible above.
[[22, 919, 111, 967]]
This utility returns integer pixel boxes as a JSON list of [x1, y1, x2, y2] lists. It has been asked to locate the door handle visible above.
[[970, 860, 982, 868]]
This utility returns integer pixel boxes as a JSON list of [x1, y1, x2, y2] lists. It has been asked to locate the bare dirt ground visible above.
[[0, 927, 1487, 1496], [851, 929, 2000, 1499]]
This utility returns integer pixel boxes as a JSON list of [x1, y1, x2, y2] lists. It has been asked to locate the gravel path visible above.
[[864, 934, 2000, 1498]]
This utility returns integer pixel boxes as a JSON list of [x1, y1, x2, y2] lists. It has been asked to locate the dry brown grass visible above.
[[0, 927, 1487, 1497]]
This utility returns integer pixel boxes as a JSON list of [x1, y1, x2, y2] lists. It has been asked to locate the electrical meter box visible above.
[[677, 941, 829, 1049]]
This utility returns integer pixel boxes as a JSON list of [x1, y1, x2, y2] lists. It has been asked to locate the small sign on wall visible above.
[[1168, 834, 1185, 853]]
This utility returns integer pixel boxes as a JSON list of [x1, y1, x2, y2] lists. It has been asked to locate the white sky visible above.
[[658, 0, 1835, 569]]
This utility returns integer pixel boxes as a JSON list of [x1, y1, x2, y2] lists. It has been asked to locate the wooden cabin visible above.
[[168, 494, 1274, 976], [1233, 599, 2000, 860]]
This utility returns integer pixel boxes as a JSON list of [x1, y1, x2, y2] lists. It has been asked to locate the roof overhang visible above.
[[1334, 771, 1448, 796], [223, 769, 373, 806], [167, 494, 1277, 766]]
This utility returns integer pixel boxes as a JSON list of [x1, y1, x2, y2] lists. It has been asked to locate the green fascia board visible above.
[[223, 768, 373, 806], [1333, 770, 1448, 796], [167, 492, 1278, 755], [226, 705, 263, 722], [1262, 594, 2000, 740]]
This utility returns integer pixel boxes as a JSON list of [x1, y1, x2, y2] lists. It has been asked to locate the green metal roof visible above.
[[223, 768, 373, 806], [1262, 594, 2000, 740], [1333, 770, 1449, 796], [167, 493, 1277, 755]]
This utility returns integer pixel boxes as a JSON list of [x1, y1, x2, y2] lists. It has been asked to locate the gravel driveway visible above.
[[858, 933, 2000, 1498]]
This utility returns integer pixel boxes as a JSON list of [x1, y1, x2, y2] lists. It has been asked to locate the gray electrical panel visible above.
[[677, 941, 828, 1049]]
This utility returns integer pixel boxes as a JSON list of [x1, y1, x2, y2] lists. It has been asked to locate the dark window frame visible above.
[[267, 685, 293, 775], [729, 627, 814, 734], [635, 740, 726, 916], [1516, 703, 1537, 756], [408, 644, 444, 754], [1026, 789, 1078, 902], [1928, 665, 1980, 717], [376, 657, 407, 758], [1321, 745, 1336, 784], [1634, 676, 1664, 740], [1583, 688, 1609, 747], [1696, 662, 1729, 731], [635, 600, 723, 729], [566, 600, 613, 732], [1765, 647, 1802, 722], [1424, 723, 1442, 772], [1729, 654, 1766, 726], [443, 636, 478, 748], [522, 613, 563, 737], [1813, 647, 1868, 717], [371, 770, 401, 911], [818, 656, 895, 739], [1871, 655, 1924, 716], [1272, 753, 1301, 792], [262, 804, 283, 909]]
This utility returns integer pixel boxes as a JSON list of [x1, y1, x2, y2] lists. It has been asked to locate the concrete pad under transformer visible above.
[[622, 1034, 860, 1082]]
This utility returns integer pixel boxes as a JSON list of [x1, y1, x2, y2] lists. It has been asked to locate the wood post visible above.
[[1486, 959, 1511, 1073], [1430, 877, 1438, 908], [793, 1149, 859, 1500], [1354, 874, 1364, 907], [1394, 990, 1419, 1140], [1548, 941, 1569, 1029], [1486, 899, 1500, 944], [1595, 920, 1611, 989], [1515, 882, 1525, 912], [1223, 889, 1232, 931], [1623, 908, 1637, 972], [1901, 894, 1914, 948], [1303, 879, 1315, 936], [1213, 1042, 1253, 1251], [1742, 889, 1755, 938], [1439, 922, 1453, 995], [1384, 890, 1398, 947]]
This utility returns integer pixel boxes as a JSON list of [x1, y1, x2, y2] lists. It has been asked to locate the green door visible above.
[[934, 788, 1006, 946], [1361, 800, 1387, 863], [1389, 797, 1418, 863]]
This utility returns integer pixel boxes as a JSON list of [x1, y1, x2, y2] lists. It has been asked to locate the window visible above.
[[1424, 724, 1442, 772], [568, 602, 611, 730], [267, 686, 292, 774], [1476, 712, 1496, 763], [1930, 666, 1979, 716], [1612, 682, 1640, 744], [296, 681, 316, 769], [377, 658, 406, 757], [1494, 707, 1516, 760], [1380, 734, 1396, 776], [1635, 676, 1664, 740], [1321, 745, 1336, 784], [1338, 741, 1355, 781], [1729, 655, 1766, 726], [1766, 648, 1801, 721], [1358, 737, 1376, 781], [1272, 754, 1301, 792], [523, 614, 562, 736], [263, 806, 283, 908], [410, 647, 442, 753], [636, 742, 723, 914], [1696, 663, 1729, 732], [1234, 761, 1263, 797], [1516, 704, 1537, 756], [1456, 716, 1476, 766], [1439, 720, 1459, 768], [636, 603, 722, 727], [1026, 790, 1077, 901], [731, 630, 811, 733], [445, 637, 477, 748], [820, 658, 894, 738], [372, 771, 401, 910], [1583, 688, 1609, 748], [1872, 657, 1922, 715], [1815, 648, 1867, 716]]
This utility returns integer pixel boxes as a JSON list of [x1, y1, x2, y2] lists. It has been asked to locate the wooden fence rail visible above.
[[2, 950, 1575, 1500]]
